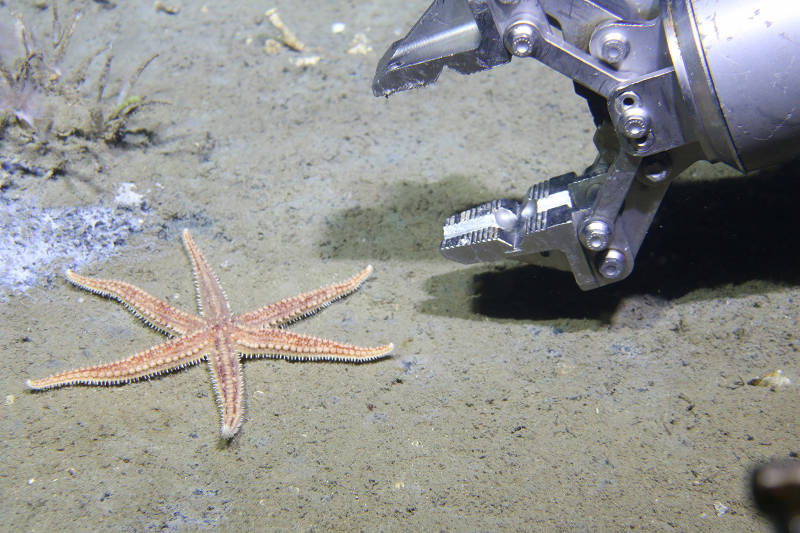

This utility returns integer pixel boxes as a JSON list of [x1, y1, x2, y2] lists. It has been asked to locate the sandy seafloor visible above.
[[1, 0, 798, 531]]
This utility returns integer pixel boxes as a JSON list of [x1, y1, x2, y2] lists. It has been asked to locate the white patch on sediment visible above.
[[114, 182, 145, 209]]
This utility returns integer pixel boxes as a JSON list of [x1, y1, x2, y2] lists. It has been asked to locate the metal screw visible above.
[[599, 249, 627, 279], [504, 22, 541, 57], [580, 219, 612, 251], [600, 33, 630, 66], [493, 207, 519, 230], [618, 109, 651, 139]]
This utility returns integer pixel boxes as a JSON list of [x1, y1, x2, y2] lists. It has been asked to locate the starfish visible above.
[[27, 229, 393, 439]]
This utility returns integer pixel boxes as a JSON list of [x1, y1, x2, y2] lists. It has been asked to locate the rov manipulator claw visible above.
[[373, 0, 800, 290]]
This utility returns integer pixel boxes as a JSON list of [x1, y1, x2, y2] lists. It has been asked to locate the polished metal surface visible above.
[[374, 0, 800, 289], [372, 0, 510, 97], [691, 0, 800, 170]]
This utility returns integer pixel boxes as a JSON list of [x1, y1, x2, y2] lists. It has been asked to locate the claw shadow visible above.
[[425, 162, 800, 328], [318, 174, 506, 262], [320, 162, 800, 328]]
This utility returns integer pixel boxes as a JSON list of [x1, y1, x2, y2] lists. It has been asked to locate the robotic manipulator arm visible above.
[[373, 0, 800, 290]]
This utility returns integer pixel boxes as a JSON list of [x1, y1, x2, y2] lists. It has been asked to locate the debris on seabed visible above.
[[113, 182, 145, 209], [264, 39, 283, 55], [347, 33, 372, 55], [153, 0, 180, 15], [713, 501, 730, 517], [748, 369, 791, 391], [290, 55, 321, 68], [331, 22, 346, 34], [265, 8, 304, 52]]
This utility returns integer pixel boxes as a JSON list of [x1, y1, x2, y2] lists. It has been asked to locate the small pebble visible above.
[[153, 0, 180, 14], [748, 369, 791, 390], [713, 501, 729, 516], [291, 55, 321, 67], [347, 33, 372, 55]]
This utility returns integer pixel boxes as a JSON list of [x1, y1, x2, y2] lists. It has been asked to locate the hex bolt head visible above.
[[599, 249, 627, 280], [619, 109, 651, 140], [580, 219, 612, 251], [600, 33, 630, 66], [504, 22, 541, 57]]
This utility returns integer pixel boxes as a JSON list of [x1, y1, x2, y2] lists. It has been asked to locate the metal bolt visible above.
[[619, 109, 651, 139], [504, 22, 541, 57], [599, 249, 627, 280], [600, 33, 630, 66], [493, 206, 519, 230], [580, 219, 612, 251]]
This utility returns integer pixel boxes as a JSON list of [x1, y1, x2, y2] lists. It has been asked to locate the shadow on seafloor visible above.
[[319, 161, 800, 325], [427, 162, 800, 324]]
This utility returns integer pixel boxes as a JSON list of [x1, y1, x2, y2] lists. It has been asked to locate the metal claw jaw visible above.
[[375, 0, 800, 290], [372, 0, 511, 97], [440, 168, 639, 290], [440, 174, 595, 281]]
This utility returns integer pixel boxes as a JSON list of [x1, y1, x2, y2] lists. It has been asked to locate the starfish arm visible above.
[[233, 327, 393, 362], [235, 265, 374, 329], [66, 270, 204, 336], [26, 327, 213, 390], [183, 229, 231, 321], [203, 331, 245, 440]]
